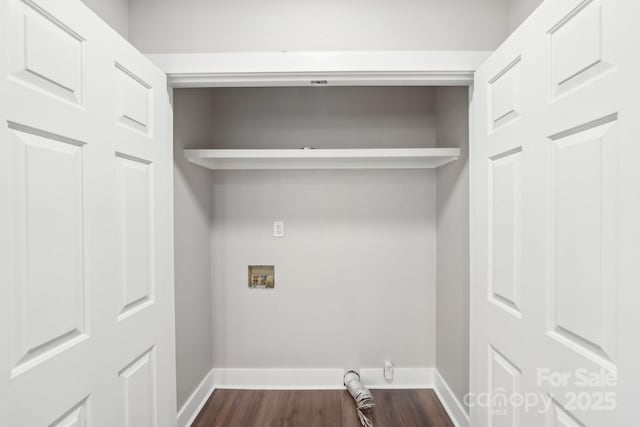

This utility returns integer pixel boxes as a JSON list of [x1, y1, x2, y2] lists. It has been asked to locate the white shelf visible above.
[[184, 148, 460, 170]]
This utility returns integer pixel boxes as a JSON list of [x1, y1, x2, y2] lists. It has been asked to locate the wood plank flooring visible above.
[[192, 389, 454, 427]]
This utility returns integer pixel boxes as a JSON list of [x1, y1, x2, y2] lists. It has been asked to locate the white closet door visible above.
[[471, 0, 639, 426], [0, 1, 176, 426]]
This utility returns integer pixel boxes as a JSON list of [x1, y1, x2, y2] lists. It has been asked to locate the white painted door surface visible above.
[[471, 0, 639, 426], [1, 1, 177, 426]]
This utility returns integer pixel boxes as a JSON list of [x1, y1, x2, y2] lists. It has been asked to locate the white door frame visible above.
[[149, 51, 491, 88], [156, 50, 486, 425]]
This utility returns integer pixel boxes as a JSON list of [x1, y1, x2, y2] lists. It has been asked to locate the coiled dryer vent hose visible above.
[[344, 370, 375, 427]]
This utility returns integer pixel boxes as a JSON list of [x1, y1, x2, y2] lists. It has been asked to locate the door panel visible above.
[[116, 153, 154, 320], [1, 0, 176, 426], [50, 398, 89, 427], [472, 0, 637, 425], [114, 62, 153, 135], [472, 19, 536, 424], [107, 31, 176, 427], [488, 56, 522, 132], [8, 125, 87, 377], [548, 0, 616, 101], [548, 118, 618, 372], [9, 0, 85, 106], [119, 348, 157, 427], [488, 146, 523, 319]]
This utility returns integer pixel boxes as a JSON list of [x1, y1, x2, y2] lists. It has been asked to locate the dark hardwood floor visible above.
[[191, 389, 454, 427]]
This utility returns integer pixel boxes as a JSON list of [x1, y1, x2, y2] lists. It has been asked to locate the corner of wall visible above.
[[173, 89, 216, 411], [80, 0, 129, 40], [508, 0, 544, 33], [434, 87, 471, 416]]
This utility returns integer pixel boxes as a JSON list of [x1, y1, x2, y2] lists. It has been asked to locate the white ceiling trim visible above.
[[147, 51, 492, 87]]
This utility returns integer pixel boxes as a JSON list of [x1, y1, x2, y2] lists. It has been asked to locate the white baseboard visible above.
[[210, 367, 434, 390], [176, 367, 461, 426], [177, 369, 215, 427], [359, 367, 434, 389], [433, 370, 470, 427]]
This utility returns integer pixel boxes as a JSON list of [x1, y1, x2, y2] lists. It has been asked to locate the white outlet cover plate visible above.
[[273, 221, 284, 237]]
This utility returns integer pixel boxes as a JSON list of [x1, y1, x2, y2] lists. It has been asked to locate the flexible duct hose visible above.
[[344, 370, 375, 427]]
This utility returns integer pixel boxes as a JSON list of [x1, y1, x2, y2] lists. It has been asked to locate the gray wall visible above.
[[211, 169, 436, 368], [128, 0, 511, 53], [208, 87, 436, 149], [77, 0, 543, 54], [173, 90, 214, 408], [78, 0, 542, 57], [205, 87, 440, 368], [435, 87, 470, 409], [80, 0, 129, 39], [508, 0, 544, 32]]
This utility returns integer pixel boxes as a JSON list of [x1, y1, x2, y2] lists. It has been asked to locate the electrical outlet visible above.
[[384, 360, 394, 382], [273, 221, 284, 237]]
